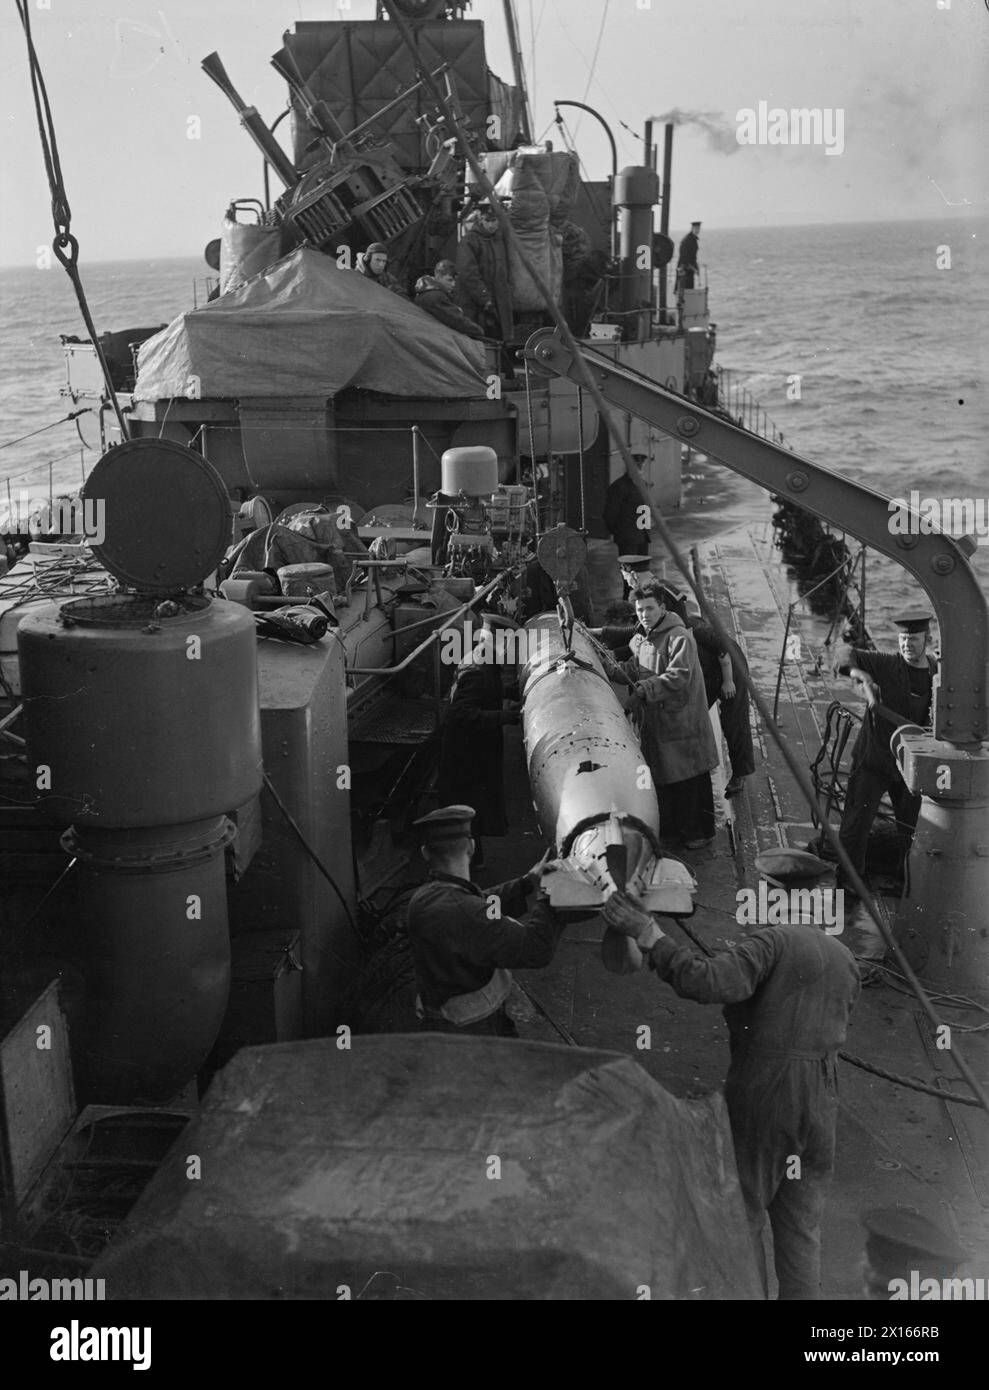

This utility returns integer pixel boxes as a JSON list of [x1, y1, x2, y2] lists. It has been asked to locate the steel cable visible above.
[[0, 410, 92, 452], [15, 2, 128, 440]]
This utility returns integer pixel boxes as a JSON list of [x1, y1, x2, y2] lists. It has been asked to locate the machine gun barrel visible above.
[[201, 51, 298, 189], [270, 47, 350, 146]]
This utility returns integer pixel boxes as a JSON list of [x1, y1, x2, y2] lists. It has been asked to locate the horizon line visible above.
[[1, 209, 986, 271]]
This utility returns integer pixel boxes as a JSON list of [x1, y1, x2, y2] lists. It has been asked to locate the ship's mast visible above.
[[502, 0, 533, 142]]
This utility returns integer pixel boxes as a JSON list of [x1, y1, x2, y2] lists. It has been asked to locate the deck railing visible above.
[[715, 366, 791, 449]]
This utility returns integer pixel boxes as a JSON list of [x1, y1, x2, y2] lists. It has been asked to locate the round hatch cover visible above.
[[82, 440, 231, 592]]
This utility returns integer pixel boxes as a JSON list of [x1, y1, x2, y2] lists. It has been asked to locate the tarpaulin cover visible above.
[[473, 149, 580, 311], [92, 1035, 762, 1300], [133, 249, 487, 403], [283, 20, 521, 171]]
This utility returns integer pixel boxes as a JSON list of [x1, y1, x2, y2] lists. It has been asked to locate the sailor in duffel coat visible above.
[[610, 584, 720, 846]]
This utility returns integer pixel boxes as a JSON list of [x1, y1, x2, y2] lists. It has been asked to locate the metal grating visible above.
[[348, 696, 438, 745]]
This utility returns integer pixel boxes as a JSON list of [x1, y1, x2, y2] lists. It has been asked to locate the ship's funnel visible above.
[[201, 51, 298, 189], [614, 164, 660, 339]]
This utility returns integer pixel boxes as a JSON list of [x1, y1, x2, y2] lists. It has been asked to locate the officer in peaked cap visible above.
[[406, 805, 563, 1037], [677, 221, 701, 290], [860, 1207, 968, 1298], [617, 553, 657, 584], [610, 549, 653, 602], [834, 606, 937, 892], [413, 805, 477, 845]]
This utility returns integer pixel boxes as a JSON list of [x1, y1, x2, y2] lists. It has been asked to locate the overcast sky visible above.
[[1, 0, 987, 266]]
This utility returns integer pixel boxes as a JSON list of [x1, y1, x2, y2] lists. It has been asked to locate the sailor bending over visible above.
[[603, 889, 860, 1300], [407, 805, 563, 1037]]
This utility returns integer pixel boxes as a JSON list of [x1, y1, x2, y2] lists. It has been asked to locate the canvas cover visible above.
[[283, 20, 522, 172], [133, 249, 487, 403], [472, 149, 580, 311], [92, 1035, 762, 1300]]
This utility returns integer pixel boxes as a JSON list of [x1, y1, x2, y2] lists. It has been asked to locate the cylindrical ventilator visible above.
[[17, 441, 262, 1103]]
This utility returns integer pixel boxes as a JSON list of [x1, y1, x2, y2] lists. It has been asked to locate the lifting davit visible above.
[[523, 328, 989, 1002]]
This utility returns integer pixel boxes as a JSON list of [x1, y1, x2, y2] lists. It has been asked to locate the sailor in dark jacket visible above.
[[436, 616, 519, 858], [834, 609, 938, 887], [414, 260, 485, 339], [455, 205, 513, 339], [603, 458, 652, 560], [407, 806, 563, 1036], [681, 594, 755, 798], [677, 220, 701, 290], [603, 889, 860, 1300]]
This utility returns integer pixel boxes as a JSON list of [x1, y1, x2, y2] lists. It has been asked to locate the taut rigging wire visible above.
[[14, 1, 129, 440]]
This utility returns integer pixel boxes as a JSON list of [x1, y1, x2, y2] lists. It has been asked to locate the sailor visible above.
[[833, 608, 937, 891], [607, 584, 719, 848], [593, 583, 755, 799], [436, 613, 520, 868], [601, 888, 861, 1301], [413, 260, 486, 339], [603, 457, 652, 566], [357, 241, 408, 298], [681, 593, 755, 799], [456, 204, 513, 340], [677, 220, 701, 291], [407, 805, 563, 1037], [561, 218, 603, 335]]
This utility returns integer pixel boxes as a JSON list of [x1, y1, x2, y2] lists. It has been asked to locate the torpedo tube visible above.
[[18, 440, 262, 1102]]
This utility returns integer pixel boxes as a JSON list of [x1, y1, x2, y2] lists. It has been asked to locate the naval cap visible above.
[[617, 554, 655, 572], [861, 1207, 968, 1272], [893, 608, 933, 633], [413, 805, 475, 843]]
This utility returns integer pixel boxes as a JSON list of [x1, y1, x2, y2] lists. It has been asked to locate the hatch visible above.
[[81, 439, 231, 594]]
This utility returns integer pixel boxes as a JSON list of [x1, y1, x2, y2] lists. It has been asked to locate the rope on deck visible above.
[[837, 1049, 982, 1108]]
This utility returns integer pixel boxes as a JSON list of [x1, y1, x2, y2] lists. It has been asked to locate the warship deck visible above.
[[476, 512, 989, 1300]]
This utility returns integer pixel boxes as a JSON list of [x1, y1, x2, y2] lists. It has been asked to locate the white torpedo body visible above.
[[519, 613, 697, 933]]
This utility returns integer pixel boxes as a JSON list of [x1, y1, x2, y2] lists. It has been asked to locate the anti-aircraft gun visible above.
[[200, 49, 437, 277]]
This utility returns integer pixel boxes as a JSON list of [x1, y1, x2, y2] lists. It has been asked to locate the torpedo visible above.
[[519, 611, 697, 972]]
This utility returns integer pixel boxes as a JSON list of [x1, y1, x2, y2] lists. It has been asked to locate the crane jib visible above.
[[524, 328, 988, 749]]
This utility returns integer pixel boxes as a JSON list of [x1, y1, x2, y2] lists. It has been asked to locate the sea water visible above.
[[1, 217, 987, 625]]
